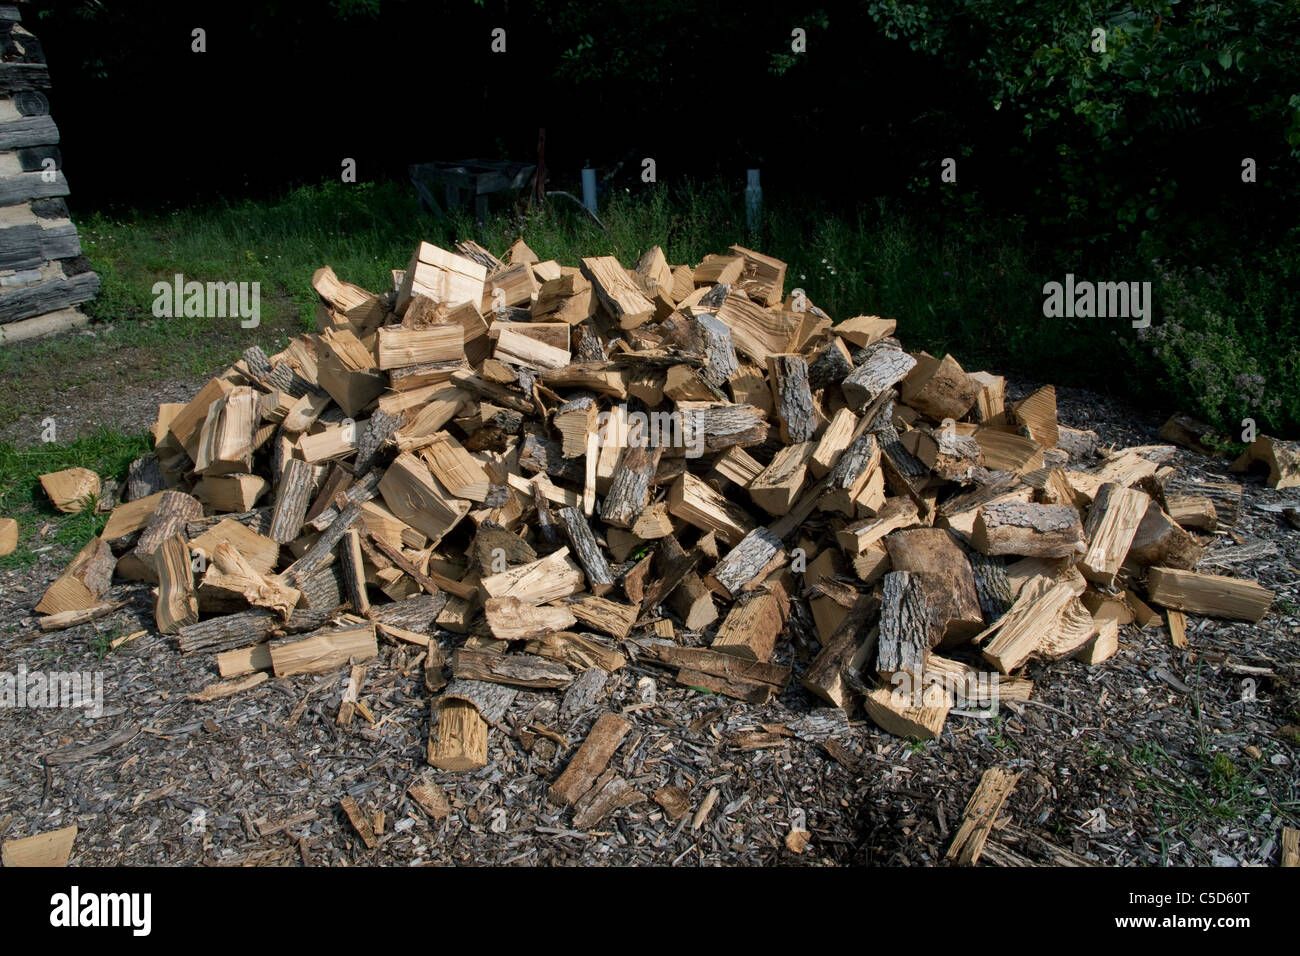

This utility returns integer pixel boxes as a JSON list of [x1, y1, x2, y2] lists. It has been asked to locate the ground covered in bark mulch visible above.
[[1, 382, 1297, 867]]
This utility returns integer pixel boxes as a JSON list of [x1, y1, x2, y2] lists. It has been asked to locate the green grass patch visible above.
[[0, 428, 152, 569]]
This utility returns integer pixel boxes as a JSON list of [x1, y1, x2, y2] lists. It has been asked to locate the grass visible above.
[[1, 176, 1291, 435], [1123, 677, 1300, 863], [0, 428, 152, 570], [0, 178, 1051, 433]]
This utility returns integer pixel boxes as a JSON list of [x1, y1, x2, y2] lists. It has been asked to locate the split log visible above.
[[835, 497, 920, 555], [809, 408, 858, 478], [581, 255, 655, 328], [862, 681, 952, 740], [336, 664, 367, 727], [900, 352, 979, 421], [1166, 479, 1241, 529], [885, 529, 984, 644], [269, 624, 378, 677], [1011, 385, 1058, 447], [38, 600, 128, 633], [428, 699, 489, 771], [841, 343, 916, 408], [205, 541, 301, 619], [483, 596, 576, 641], [974, 429, 1044, 474], [282, 501, 361, 587], [35, 536, 116, 615], [480, 547, 584, 605], [877, 571, 939, 680], [946, 768, 1021, 865], [557, 506, 615, 595], [705, 527, 786, 600], [565, 594, 640, 640], [1129, 507, 1206, 572], [152, 534, 198, 634], [749, 442, 814, 516], [1078, 482, 1149, 585], [134, 490, 203, 559], [979, 577, 1086, 673], [728, 244, 787, 306], [39, 467, 100, 513], [667, 472, 755, 546], [194, 387, 257, 475], [269, 458, 315, 544], [808, 336, 854, 390], [710, 577, 788, 663], [819, 433, 881, 515], [800, 595, 877, 709], [377, 451, 470, 547], [970, 501, 1085, 558], [1231, 435, 1300, 489], [526, 633, 626, 673], [1145, 567, 1273, 623], [767, 354, 817, 443], [1164, 495, 1217, 533], [452, 647, 572, 689], [339, 527, 370, 614], [397, 241, 487, 315], [599, 442, 662, 528], [673, 402, 768, 455]]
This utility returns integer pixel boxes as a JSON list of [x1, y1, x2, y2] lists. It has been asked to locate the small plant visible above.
[[988, 715, 1018, 753], [89, 626, 118, 661]]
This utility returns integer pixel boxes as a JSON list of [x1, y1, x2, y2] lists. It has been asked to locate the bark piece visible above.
[[549, 712, 633, 806], [970, 501, 1085, 558], [767, 353, 817, 443]]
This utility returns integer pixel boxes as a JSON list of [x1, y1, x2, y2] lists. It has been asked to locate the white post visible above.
[[582, 164, 598, 215]]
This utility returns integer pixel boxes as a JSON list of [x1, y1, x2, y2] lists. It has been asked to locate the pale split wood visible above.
[[946, 767, 1021, 865]]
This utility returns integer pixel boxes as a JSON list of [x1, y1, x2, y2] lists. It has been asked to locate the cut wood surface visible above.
[[39, 467, 100, 513], [1, 825, 77, 867], [428, 699, 489, 771]]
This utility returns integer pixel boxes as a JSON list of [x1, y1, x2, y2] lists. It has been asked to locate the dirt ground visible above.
[[1, 379, 1297, 867]]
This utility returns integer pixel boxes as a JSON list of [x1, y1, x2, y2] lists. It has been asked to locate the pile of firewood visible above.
[[29, 236, 1290, 770]]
